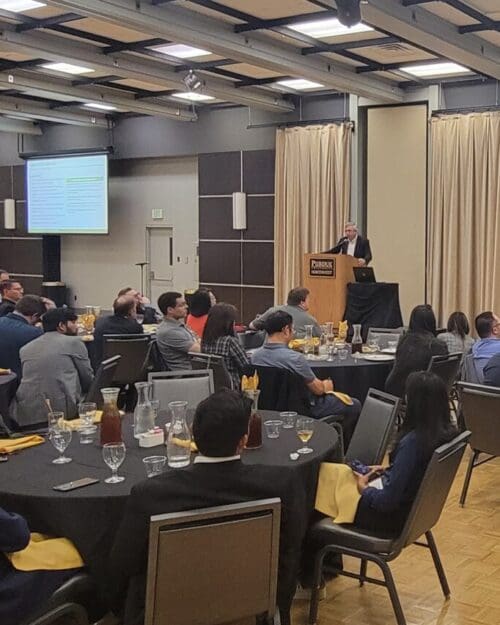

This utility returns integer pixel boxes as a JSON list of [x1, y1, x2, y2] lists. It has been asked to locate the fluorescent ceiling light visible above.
[[83, 102, 117, 111], [152, 43, 211, 59], [276, 78, 324, 91], [42, 62, 94, 75], [401, 62, 471, 77], [289, 17, 372, 39], [172, 92, 215, 102], [0, 1, 45, 11]]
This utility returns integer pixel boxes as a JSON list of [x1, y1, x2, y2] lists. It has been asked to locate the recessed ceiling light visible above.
[[172, 92, 215, 102], [0, 0, 45, 11], [401, 62, 471, 77], [276, 78, 324, 91], [42, 62, 94, 75], [152, 43, 212, 59], [83, 102, 117, 111], [288, 17, 372, 39]]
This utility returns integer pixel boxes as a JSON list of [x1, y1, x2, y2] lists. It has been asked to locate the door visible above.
[[146, 226, 174, 306]]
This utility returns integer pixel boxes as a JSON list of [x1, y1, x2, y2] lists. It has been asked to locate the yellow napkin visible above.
[[325, 391, 354, 406], [241, 371, 259, 392], [0, 436, 45, 454], [6, 534, 84, 571], [64, 411, 103, 430], [315, 462, 361, 524]]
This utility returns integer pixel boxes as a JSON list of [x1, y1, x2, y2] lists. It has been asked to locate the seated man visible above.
[[471, 311, 500, 378], [483, 352, 500, 387], [109, 390, 306, 625], [118, 287, 157, 324], [0, 280, 24, 317], [0, 269, 9, 302], [0, 295, 45, 378], [11, 308, 94, 428], [156, 291, 200, 370], [249, 287, 321, 338], [251, 311, 360, 446], [93, 296, 144, 366]]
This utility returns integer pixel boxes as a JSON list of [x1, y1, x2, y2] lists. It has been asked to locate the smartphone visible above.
[[348, 459, 371, 475], [53, 477, 99, 492]]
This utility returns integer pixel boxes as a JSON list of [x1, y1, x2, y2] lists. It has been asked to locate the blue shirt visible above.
[[0, 313, 42, 378], [251, 343, 315, 382], [484, 352, 500, 387], [472, 338, 500, 376]]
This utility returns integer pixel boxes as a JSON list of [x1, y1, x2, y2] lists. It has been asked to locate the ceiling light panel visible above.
[[172, 92, 215, 102], [83, 102, 117, 111], [401, 62, 472, 77], [152, 44, 211, 59], [276, 78, 324, 91], [0, 1, 45, 11], [41, 62, 94, 75], [288, 18, 373, 39]]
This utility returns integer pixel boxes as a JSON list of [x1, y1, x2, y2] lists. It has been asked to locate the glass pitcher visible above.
[[100, 387, 122, 446], [134, 382, 155, 439], [166, 401, 191, 468], [304, 324, 314, 356], [351, 323, 363, 355], [244, 389, 262, 449]]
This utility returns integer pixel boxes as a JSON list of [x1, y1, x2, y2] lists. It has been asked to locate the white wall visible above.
[[61, 156, 198, 307]]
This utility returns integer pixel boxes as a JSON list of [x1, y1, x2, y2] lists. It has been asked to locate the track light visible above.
[[336, 0, 362, 27], [183, 70, 202, 92]]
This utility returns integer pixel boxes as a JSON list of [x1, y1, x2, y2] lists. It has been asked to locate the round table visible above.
[[0, 411, 339, 587], [309, 353, 394, 402]]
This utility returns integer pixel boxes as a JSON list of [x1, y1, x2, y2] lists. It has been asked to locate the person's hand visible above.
[[323, 378, 334, 393], [368, 464, 384, 473], [358, 258, 366, 266], [139, 295, 151, 305], [352, 471, 371, 494]]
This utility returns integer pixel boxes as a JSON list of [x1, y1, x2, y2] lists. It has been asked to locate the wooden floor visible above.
[[292, 453, 500, 625]]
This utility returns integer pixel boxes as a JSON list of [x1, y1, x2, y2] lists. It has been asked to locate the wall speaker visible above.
[[232, 192, 247, 230], [4, 199, 15, 230]]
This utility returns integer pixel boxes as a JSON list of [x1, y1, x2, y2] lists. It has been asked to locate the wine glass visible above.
[[102, 442, 126, 483], [296, 417, 314, 455], [49, 424, 72, 464]]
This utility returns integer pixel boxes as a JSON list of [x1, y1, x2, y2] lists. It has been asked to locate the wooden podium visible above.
[[302, 253, 358, 325]]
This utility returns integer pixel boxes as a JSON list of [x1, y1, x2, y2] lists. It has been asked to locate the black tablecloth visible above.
[[0, 372, 17, 425], [344, 283, 403, 340], [0, 411, 338, 594], [310, 353, 394, 402]]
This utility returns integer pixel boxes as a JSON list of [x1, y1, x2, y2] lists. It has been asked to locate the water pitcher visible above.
[[351, 323, 363, 354], [166, 401, 191, 468], [304, 324, 314, 356], [134, 382, 155, 439], [100, 387, 122, 446], [244, 389, 262, 449]]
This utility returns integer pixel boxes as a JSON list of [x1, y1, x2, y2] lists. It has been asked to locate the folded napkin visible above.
[[0, 368, 12, 375], [315, 462, 361, 524], [325, 390, 354, 406], [241, 371, 259, 392], [64, 410, 125, 430], [6, 534, 84, 571], [0, 435, 45, 454]]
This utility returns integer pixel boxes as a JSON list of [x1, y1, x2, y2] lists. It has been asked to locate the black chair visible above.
[[456, 382, 500, 506], [427, 353, 462, 392], [189, 352, 233, 390], [84, 355, 121, 409], [146, 339, 168, 372], [237, 330, 266, 350], [308, 431, 470, 625], [102, 334, 152, 386], [345, 388, 400, 466]]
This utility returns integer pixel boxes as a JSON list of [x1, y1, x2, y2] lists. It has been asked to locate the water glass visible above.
[[264, 420, 283, 439], [296, 417, 314, 455], [388, 340, 398, 351], [78, 402, 97, 427], [280, 411, 297, 429], [102, 442, 126, 483], [48, 411, 65, 434], [368, 338, 379, 352], [49, 423, 72, 464], [327, 345, 336, 361], [338, 348, 348, 360], [78, 425, 97, 445], [136, 314, 144, 325], [143, 455, 167, 478]]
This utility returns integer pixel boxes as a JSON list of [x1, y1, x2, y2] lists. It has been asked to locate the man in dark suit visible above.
[[109, 390, 306, 625], [0, 280, 24, 317], [326, 221, 372, 265]]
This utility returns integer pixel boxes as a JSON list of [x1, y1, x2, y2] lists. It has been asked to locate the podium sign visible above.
[[309, 257, 335, 277]]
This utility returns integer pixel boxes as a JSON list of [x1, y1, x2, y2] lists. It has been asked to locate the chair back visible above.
[[84, 356, 121, 409], [148, 370, 214, 412], [366, 327, 403, 349], [396, 431, 469, 550], [460, 352, 483, 384], [255, 366, 311, 415], [147, 340, 168, 372], [427, 352, 462, 393], [189, 352, 233, 391], [145, 499, 280, 625], [345, 388, 400, 465], [456, 382, 500, 455], [102, 334, 152, 385], [237, 330, 266, 350]]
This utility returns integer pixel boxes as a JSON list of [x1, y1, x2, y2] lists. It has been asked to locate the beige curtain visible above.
[[428, 112, 500, 328], [274, 123, 351, 304]]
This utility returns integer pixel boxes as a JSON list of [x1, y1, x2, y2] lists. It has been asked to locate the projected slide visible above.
[[27, 153, 108, 234]]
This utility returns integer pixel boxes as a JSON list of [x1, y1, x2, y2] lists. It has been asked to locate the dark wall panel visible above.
[[18, 276, 43, 295], [244, 196, 274, 240], [199, 152, 241, 195], [200, 284, 243, 318], [199, 197, 239, 240], [0, 166, 12, 199], [242, 150, 275, 195], [199, 241, 241, 285], [242, 287, 274, 324], [11, 239, 44, 275], [242, 242, 274, 286], [13, 165, 25, 201]]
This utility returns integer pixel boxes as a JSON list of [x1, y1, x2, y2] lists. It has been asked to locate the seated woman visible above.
[[201, 303, 251, 390], [437, 311, 475, 356], [186, 289, 212, 338], [385, 304, 448, 398], [353, 371, 457, 536]]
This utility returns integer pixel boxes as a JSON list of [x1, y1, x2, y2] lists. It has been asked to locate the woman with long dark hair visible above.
[[385, 304, 448, 398], [186, 289, 212, 338], [438, 311, 475, 354], [202, 303, 250, 390], [354, 371, 457, 535]]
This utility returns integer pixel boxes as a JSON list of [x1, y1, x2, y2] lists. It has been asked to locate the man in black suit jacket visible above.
[[109, 390, 306, 625], [326, 222, 372, 265], [93, 296, 143, 366]]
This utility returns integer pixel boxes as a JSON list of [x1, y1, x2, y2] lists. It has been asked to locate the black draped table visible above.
[[0, 411, 339, 593], [0, 372, 17, 424], [344, 282, 403, 340]]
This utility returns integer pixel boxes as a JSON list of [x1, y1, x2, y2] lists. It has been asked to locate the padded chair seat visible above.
[[310, 518, 397, 554]]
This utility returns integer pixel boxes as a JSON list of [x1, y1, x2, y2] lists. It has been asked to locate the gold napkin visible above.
[[0, 435, 45, 454], [315, 462, 361, 524], [241, 371, 259, 392], [325, 391, 354, 406], [63, 411, 103, 430], [6, 534, 84, 571]]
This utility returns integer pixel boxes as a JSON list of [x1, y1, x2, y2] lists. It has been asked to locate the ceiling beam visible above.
[[0, 22, 295, 112], [360, 0, 500, 79], [459, 22, 500, 34], [0, 95, 110, 126], [43, 0, 403, 102], [233, 11, 333, 34], [301, 35, 401, 55], [443, 0, 497, 30], [0, 116, 43, 135], [16, 12, 81, 32]]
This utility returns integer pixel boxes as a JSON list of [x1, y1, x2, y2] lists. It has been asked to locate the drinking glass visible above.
[[78, 425, 97, 445], [102, 442, 126, 483], [48, 411, 65, 434], [264, 420, 283, 439], [296, 417, 314, 454], [93, 306, 101, 318], [327, 345, 336, 361], [368, 338, 379, 352], [143, 455, 167, 478], [280, 411, 297, 429], [338, 348, 348, 360], [136, 314, 144, 325], [388, 340, 398, 351], [78, 402, 96, 427], [49, 424, 72, 464]]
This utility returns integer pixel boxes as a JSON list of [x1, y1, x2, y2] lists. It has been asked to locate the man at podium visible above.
[[326, 222, 372, 266]]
